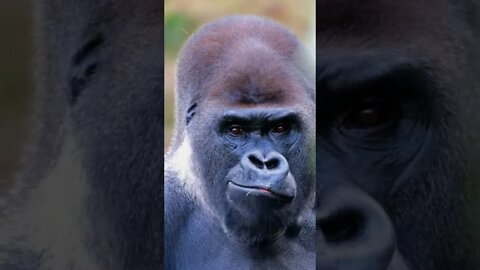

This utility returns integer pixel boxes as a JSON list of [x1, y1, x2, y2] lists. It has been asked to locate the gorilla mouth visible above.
[[227, 181, 294, 203]]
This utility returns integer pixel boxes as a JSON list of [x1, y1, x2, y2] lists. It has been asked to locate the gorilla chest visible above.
[[170, 212, 315, 270]]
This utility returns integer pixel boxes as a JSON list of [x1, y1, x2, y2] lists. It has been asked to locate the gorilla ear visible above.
[[186, 103, 197, 125], [67, 33, 104, 105]]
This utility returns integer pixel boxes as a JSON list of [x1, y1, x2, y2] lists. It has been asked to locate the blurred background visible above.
[[164, 0, 315, 151], [0, 1, 34, 190]]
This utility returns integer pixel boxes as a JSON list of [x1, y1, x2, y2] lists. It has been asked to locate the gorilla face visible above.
[[189, 105, 314, 245], [313, 54, 453, 270], [313, 1, 479, 268], [316, 56, 431, 198], [180, 51, 316, 243]]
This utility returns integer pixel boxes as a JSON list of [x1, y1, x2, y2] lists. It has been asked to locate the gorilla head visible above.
[[167, 15, 315, 245]]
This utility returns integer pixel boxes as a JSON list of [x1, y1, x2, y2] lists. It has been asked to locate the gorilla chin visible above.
[[223, 164, 298, 245]]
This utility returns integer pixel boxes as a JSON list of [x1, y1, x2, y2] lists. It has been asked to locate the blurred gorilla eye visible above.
[[343, 100, 394, 130], [228, 125, 246, 136], [272, 123, 291, 134]]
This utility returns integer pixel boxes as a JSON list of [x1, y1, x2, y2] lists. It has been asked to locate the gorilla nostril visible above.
[[265, 159, 279, 170], [317, 187, 397, 270], [319, 209, 364, 244], [248, 155, 264, 169]]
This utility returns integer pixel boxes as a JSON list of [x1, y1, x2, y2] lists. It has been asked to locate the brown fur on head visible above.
[[170, 15, 314, 151]]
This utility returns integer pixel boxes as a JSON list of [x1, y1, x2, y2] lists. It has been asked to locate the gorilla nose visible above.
[[242, 150, 289, 177], [231, 150, 296, 204], [317, 186, 403, 270]]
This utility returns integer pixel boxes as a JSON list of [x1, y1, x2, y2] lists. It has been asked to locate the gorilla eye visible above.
[[272, 123, 291, 134], [228, 125, 246, 136], [344, 101, 394, 129]]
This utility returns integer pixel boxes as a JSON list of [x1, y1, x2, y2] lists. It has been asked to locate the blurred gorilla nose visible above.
[[316, 186, 404, 270]]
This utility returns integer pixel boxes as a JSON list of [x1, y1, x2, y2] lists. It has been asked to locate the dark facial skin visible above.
[[315, 0, 480, 269], [315, 56, 431, 269], [166, 100, 315, 270], [186, 91, 315, 248], [199, 107, 306, 244]]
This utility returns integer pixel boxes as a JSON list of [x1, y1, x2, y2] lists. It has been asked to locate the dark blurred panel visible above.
[[0, 0, 34, 189]]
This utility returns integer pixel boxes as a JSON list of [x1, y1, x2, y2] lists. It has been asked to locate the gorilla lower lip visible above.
[[259, 188, 271, 193], [227, 182, 294, 203]]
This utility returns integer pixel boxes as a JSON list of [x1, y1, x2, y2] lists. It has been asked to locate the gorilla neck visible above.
[[169, 204, 315, 269], [167, 135, 215, 214]]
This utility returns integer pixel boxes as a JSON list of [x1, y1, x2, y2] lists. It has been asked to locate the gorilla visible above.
[[0, 1, 165, 269], [164, 16, 316, 269], [315, 0, 480, 269]]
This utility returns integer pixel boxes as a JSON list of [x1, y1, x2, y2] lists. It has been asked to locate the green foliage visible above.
[[164, 12, 197, 57]]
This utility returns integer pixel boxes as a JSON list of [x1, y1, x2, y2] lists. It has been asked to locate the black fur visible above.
[[0, 1, 164, 269], [316, 0, 480, 269]]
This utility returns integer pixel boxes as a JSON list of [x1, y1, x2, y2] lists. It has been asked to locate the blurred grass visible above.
[[164, 0, 315, 151]]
